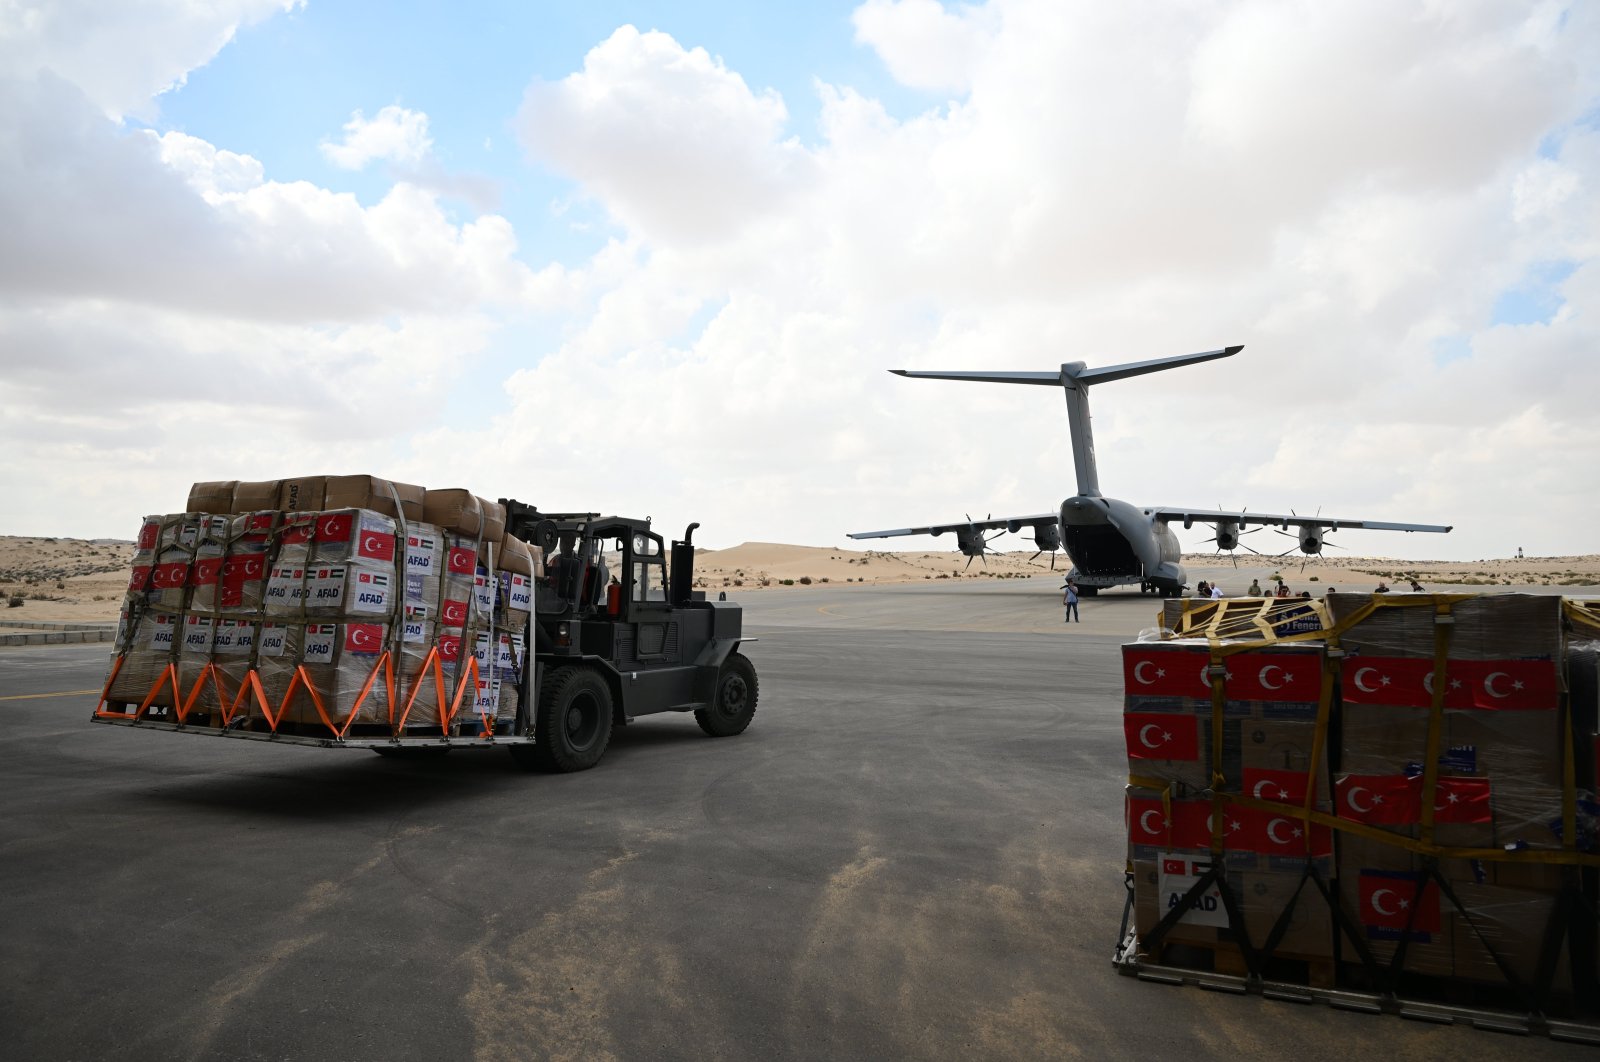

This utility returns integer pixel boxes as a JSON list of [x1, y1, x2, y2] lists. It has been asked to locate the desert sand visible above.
[[4, 534, 1598, 624]]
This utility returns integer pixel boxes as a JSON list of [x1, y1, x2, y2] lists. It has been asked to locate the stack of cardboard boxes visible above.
[[1125, 593, 1599, 1004], [1123, 639, 1335, 966], [1327, 594, 1580, 995], [106, 475, 539, 734]]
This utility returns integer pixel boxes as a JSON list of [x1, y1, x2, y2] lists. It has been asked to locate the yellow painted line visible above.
[[0, 688, 100, 702], [816, 605, 841, 616]]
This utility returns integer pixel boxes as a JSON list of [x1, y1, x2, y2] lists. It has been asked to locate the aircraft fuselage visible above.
[[1059, 494, 1185, 593]]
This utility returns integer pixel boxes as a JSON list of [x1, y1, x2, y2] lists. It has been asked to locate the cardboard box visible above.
[[257, 621, 395, 726], [264, 561, 399, 619], [231, 480, 281, 514], [1335, 834, 1455, 978], [105, 610, 180, 709], [423, 489, 494, 537], [1131, 857, 1335, 959], [186, 480, 236, 514], [309, 509, 399, 566], [498, 534, 534, 576], [277, 476, 326, 513], [322, 474, 425, 522], [402, 523, 445, 579], [480, 498, 507, 545], [1329, 592, 1562, 662]]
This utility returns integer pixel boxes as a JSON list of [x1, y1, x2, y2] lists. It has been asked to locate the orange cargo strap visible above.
[[94, 654, 129, 719]]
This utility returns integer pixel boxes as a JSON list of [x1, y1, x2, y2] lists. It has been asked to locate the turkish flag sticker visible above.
[[447, 546, 476, 575], [1335, 774, 1421, 825], [359, 533, 396, 562], [1343, 656, 1558, 710], [137, 520, 159, 550], [1122, 646, 1208, 697], [1228, 651, 1322, 701], [1241, 767, 1310, 806], [1359, 870, 1440, 933], [343, 623, 385, 653], [1127, 796, 1171, 845], [316, 513, 352, 542], [1225, 804, 1334, 856], [442, 598, 468, 626], [192, 557, 222, 587], [1433, 776, 1493, 824], [438, 634, 461, 662], [1123, 712, 1201, 761]]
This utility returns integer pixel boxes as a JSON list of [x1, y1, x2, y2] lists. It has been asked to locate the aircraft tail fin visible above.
[[1074, 345, 1242, 386]]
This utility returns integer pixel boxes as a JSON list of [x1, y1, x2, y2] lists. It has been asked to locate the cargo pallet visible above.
[[1113, 925, 1600, 1044], [92, 649, 534, 751], [1116, 593, 1600, 1044]]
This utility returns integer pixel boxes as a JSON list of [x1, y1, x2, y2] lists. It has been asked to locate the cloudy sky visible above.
[[1, 0, 1595, 560]]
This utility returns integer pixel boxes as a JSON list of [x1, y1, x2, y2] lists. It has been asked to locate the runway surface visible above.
[[0, 579, 1587, 1061]]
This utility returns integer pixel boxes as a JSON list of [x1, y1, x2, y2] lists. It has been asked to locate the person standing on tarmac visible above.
[[1247, 578, 1263, 596], [1063, 579, 1080, 623]]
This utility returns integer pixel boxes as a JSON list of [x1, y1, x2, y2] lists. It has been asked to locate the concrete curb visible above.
[[0, 619, 118, 631], [0, 629, 116, 647]]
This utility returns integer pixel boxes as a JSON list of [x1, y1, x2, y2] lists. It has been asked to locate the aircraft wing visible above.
[[1150, 508, 1452, 533], [848, 513, 1059, 540]]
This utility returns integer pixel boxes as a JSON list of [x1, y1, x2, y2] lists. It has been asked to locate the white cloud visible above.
[[0, 74, 541, 321], [851, 0, 994, 94], [515, 25, 810, 244], [0, 0, 301, 119], [0, 7, 551, 537], [321, 104, 434, 170]]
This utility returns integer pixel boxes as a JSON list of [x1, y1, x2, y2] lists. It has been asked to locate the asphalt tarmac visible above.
[[1, 579, 1590, 1061]]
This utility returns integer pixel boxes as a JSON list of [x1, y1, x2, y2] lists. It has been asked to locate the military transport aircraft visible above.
[[848, 345, 1451, 596]]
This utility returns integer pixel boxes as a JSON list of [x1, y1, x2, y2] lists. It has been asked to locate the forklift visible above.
[[503, 500, 758, 773]]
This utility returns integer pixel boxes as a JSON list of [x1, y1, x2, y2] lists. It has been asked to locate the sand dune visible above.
[[3, 534, 1596, 623]]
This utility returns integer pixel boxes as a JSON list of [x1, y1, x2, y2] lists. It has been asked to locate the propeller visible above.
[[1199, 504, 1264, 565], [960, 514, 1005, 569]]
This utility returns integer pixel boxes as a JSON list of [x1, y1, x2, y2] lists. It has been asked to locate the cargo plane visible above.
[[848, 345, 1451, 596]]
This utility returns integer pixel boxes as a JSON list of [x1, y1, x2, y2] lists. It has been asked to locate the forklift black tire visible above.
[[373, 746, 451, 759], [695, 652, 758, 737], [528, 665, 613, 772]]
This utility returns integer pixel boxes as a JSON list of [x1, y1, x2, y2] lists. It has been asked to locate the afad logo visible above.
[[344, 623, 385, 653]]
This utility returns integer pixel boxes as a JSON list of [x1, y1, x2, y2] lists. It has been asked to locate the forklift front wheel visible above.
[[695, 652, 759, 737], [522, 665, 614, 772]]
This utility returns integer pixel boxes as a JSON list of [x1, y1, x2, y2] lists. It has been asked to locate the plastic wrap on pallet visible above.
[[1334, 593, 1569, 851], [105, 608, 180, 709], [264, 559, 398, 619], [206, 618, 258, 717], [1124, 594, 1600, 1013], [256, 621, 392, 726], [1122, 640, 1329, 803], [469, 631, 523, 726], [1130, 856, 1335, 959], [217, 513, 274, 612], [1125, 785, 1336, 959], [1328, 592, 1563, 661]]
